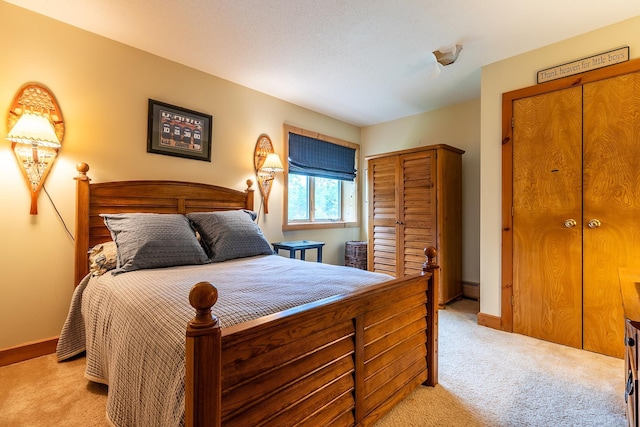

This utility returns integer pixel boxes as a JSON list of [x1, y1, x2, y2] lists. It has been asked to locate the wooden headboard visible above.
[[73, 163, 255, 285]]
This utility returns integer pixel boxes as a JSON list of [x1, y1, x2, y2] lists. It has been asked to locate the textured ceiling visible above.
[[6, 0, 640, 126]]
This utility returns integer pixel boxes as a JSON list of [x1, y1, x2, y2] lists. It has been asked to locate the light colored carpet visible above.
[[0, 299, 626, 426], [375, 299, 625, 426], [0, 352, 108, 426]]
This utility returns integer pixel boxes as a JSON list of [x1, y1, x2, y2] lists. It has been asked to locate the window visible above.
[[283, 125, 359, 230]]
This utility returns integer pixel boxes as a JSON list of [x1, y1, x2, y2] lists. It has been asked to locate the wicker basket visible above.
[[345, 241, 368, 270]]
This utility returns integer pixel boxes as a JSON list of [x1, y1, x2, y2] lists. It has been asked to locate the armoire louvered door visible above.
[[400, 151, 437, 276], [368, 155, 398, 277]]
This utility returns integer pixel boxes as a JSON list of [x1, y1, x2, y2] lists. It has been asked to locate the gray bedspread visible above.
[[56, 254, 391, 427]]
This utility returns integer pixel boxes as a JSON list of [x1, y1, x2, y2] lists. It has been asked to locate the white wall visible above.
[[480, 15, 640, 317]]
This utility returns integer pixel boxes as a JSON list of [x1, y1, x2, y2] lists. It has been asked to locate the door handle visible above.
[[587, 219, 601, 229], [564, 219, 577, 228]]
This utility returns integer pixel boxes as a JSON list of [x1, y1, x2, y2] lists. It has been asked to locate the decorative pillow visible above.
[[101, 213, 210, 274], [88, 241, 118, 276], [187, 210, 274, 263]]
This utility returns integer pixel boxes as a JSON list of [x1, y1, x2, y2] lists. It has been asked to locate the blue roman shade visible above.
[[288, 132, 356, 181]]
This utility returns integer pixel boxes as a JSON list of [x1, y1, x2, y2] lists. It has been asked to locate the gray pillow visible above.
[[101, 213, 210, 274], [187, 210, 274, 262]]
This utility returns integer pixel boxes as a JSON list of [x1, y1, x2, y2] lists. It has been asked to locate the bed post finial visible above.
[[75, 162, 90, 182], [423, 246, 438, 273], [246, 179, 254, 190], [188, 281, 219, 329]]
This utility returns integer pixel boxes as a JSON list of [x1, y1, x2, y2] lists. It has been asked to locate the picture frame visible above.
[[147, 99, 213, 161]]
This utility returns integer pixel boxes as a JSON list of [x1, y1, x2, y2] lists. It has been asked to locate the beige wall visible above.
[[0, 3, 361, 349], [360, 99, 481, 284], [3, 2, 638, 351], [480, 16, 640, 317]]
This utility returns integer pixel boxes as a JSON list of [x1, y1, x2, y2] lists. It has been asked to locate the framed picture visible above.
[[147, 99, 213, 161]]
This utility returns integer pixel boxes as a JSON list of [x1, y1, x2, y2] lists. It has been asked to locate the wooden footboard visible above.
[[186, 249, 439, 427]]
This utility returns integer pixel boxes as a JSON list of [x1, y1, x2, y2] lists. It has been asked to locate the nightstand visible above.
[[271, 240, 325, 263]]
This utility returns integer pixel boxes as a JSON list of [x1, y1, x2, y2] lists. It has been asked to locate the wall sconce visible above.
[[6, 84, 64, 215], [253, 134, 283, 214]]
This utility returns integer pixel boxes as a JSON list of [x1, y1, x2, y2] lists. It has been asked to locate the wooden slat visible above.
[[300, 391, 355, 427], [365, 306, 427, 346], [404, 254, 428, 265], [222, 337, 354, 412], [364, 332, 427, 379], [372, 250, 396, 257], [363, 358, 427, 417], [221, 321, 354, 388], [364, 341, 427, 397], [322, 406, 356, 427], [226, 358, 354, 426], [404, 232, 431, 241], [365, 319, 427, 362], [373, 258, 396, 267], [258, 375, 354, 427], [359, 374, 427, 427], [366, 290, 426, 320]]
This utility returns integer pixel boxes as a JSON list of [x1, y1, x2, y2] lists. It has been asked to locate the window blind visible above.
[[288, 132, 356, 181]]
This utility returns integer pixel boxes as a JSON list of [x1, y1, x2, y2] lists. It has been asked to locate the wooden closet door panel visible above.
[[400, 152, 435, 276], [583, 72, 640, 358], [512, 87, 583, 348], [368, 157, 398, 276]]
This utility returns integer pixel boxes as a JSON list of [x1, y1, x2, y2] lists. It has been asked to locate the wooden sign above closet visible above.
[[537, 46, 629, 83]]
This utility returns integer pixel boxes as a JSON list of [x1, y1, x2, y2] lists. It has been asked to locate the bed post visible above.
[[245, 179, 254, 211], [186, 282, 222, 427], [74, 163, 91, 286], [423, 246, 439, 386]]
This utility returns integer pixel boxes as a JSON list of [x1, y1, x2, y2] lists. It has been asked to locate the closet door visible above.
[[582, 72, 640, 358], [368, 156, 398, 276], [512, 87, 583, 349]]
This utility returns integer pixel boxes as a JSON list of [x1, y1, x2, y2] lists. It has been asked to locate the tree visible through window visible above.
[[283, 125, 359, 230], [288, 174, 309, 221], [314, 177, 340, 220]]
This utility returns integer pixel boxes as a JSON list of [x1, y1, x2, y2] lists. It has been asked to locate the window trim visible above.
[[282, 124, 360, 231]]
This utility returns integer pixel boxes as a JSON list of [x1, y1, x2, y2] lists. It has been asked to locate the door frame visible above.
[[500, 57, 640, 332]]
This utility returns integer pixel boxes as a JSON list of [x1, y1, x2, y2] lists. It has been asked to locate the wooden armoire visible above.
[[502, 58, 640, 359], [366, 144, 464, 307]]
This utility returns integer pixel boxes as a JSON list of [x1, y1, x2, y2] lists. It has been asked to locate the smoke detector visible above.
[[433, 44, 463, 66]]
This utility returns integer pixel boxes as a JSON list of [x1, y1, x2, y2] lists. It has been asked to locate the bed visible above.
[[56, 162, 439, 427]]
